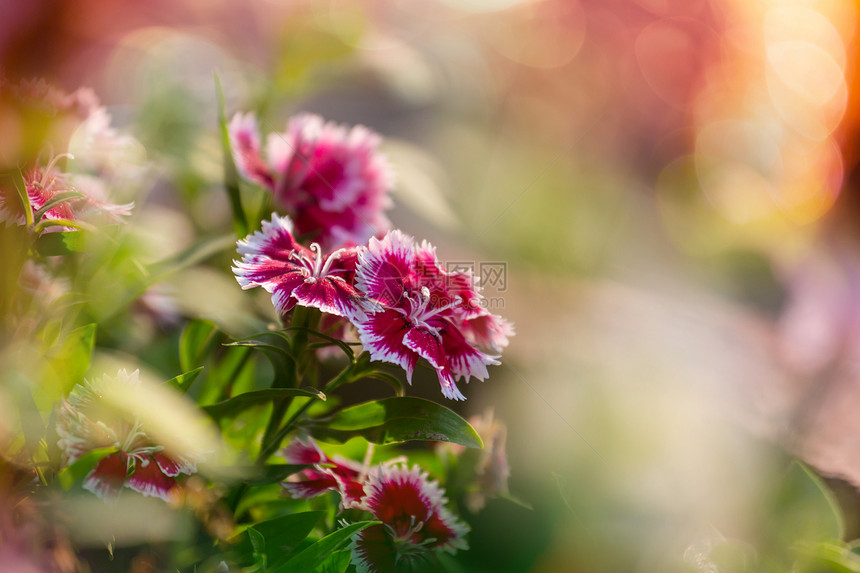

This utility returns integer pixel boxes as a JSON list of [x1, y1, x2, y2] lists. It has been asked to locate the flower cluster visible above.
[[233, 213, 510, 401], [0, 80, 136, 232], [229, 112, 393, 251], [281, 437, 468, 573], [56, 369, 201, 501], [0, 153, 133, 231]]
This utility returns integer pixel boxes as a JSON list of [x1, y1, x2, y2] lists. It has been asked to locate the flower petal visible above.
[[82, 452, 128, 501], [355, 309, 419, 383], [125, 457, 176, 501], [153, 452, 196, 477], [356, 230, 415, 306], [229, 112, 276, 190], [403, 327, 466, 401]]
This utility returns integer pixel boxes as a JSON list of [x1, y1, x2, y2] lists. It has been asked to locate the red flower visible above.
[[229, 112, 393, 251], [232, 213, 379, 320], [56, 369, 200, 502], [351, 465, 468, 573], [353, 230, 504, 401]]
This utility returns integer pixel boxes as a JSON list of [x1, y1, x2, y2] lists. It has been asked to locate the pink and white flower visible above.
[[353, 230, 501, 401], [232, 213, 379, 320], [56, 369, 200, 502], [0, 153, 133, 231], [229, 112, 393, 251], [351, 464, 468, 573], [280, 437, 367, 509]]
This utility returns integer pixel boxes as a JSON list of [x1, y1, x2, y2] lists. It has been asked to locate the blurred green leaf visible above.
[[773, 461, 844, 543], [165, 366, 204, 393], [57, 447, 115, 490], [305, 397, 483, 448], [11, 168, 33, 227], [148, 233, 236, 281], [180, 319, 219, 373], [795, 541, 860, 572], [271, 521, 379, 573], [32, 191, 85, 221], [46, 323, 96, 397], [215, 71, 249, 238], [204, 388, 324, 420], [242, 464, 312, 486], [34, 230, 89, 256], [230, 511, 324, 566]]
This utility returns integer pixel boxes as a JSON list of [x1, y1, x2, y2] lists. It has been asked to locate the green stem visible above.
[[255, 365, 355, 464]]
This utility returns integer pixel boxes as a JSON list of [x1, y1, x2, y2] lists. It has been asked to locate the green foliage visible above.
[[305, 397, 483, 448], [34, 230, 89, 256], [180, 319, 220, 374], [270, 521, 379, 573], [230, 511, 324, 567], [165, 366, 204, 393], [56, 447, 115, 490], [204, 387, 324, 420]]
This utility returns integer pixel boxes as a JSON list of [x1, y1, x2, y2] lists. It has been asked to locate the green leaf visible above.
[[147, 233, 235, 281], [34, 230, 89, 256], [359, 369, 405, 397], [46, 323, 96, 398], [11, 168, 33, 226], [230, 511, 324, 565], [165, 366, 204, 393], [242, 464, 312, 486], [179, 319, 219, 373], [271, 521, 379, 573], [33, 191, 86, 221], [215, 71, 249, 238], [306, 397, 483, 448], [57, 447, 115, 490], [314, 549, 352, 573], [203, 388, 324, 419], [773, 461, 844, 543]]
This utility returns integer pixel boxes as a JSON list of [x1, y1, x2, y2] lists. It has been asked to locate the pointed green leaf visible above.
[[314, 549, 352, 573], [203, 388, 324, 419], [242, 464, 313, 486], [165, 366, 204, 393], [215, 71, 249, 238], [34, 230, 89, 256], [306, 397, 483, 448], [271, 521, 379, 573], [11, 168, 33, 226], [180, 319, 219, 373], [230, 511, 324, 565], [33, 191, 86, 221]]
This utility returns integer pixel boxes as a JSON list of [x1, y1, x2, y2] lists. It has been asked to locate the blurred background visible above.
[[4, 0, 860, 570]]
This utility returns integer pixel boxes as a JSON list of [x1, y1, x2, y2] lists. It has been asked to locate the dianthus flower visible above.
[[56, 369, 200, 501], [351, 465, 468, 573], [232, 213, 378, 320], [229, 112, 393, 250], [0, 153, 132, 231], [280, 437, 367, 509], [353, 230, 501, 401]]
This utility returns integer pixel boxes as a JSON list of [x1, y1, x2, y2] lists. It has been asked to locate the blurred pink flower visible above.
[[353, 230, 502, 401], [232, 212, 379, 320], [0, 154, 133, 232], [351, 464, 468, 573], [280, 437, 367, 509], [229, 112, 393, 251], [56, 369, 200, 502]]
